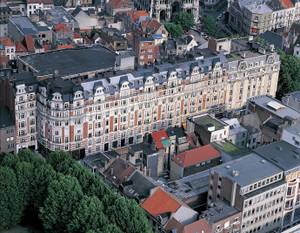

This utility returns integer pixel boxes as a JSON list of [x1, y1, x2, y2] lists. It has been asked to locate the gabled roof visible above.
[[182, 219, 211, 233], [107, 0, 132, 9], [141, 187, 181, 217], [0, 37, 15, 47], [127, 10, 149, 23], [151, 130, 169, 150], [140, 18, 162, 34], [24, 35, 35, 52], [103, 157, 135, 185], [173, 144, 221, 168]]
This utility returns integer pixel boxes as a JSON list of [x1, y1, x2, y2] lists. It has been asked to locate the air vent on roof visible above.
[[261, 159, 266, 163], [277, 146, 282, 151], [225, 165, 230, 169], [232, 170, 240, 177], [294, 154, 300, 160]]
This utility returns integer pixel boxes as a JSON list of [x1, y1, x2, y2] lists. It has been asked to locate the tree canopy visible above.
[[0, 150, 152, 233], [277, 51, 300, 99]]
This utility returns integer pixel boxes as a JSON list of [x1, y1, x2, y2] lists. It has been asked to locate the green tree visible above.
[[100, 224, 123, 233], [173, 12, 195, 31], [277, 51, 300, 99], [165, 23, 183, 38], [107, 196, 152, 233], [0, 153, 20, 169], [31, 163, 57, 214], [40, 175, 83, 233], [202, 15, 226, 38], [15, 162, 34, 208], [0, 166, 23, 230], [46, 151, 74, 173], [67, 196, 108, 233]]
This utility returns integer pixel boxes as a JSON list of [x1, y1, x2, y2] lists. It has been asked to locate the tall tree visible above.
[[39, 175, 83, 233], [0, 166, 23, 230], [277, 51, 300, 99], [165, 23, 183, 38], [173, 12, 195, 31], [107, 196, 152, 233], [67, 195, 108, 233]]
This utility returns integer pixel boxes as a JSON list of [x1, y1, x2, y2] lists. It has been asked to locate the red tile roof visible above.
[[0, 37, 14, 47], [107, 0, 131, 9], [173, 144, 220, 168], [280, 0, 294, 8], [141, 19, 162, 33], [24, 35, 35, 52], [141, 187, 181, 217], [15, 42, 27, 53], [57, 44, 74, 50], [127, 10, 149, 23], [182, 219, 211, 233], [73, 32, 81, 39], [151, 130, 169, 150]]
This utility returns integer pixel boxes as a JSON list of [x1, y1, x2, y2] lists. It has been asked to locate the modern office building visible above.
[[255, 141, 300, 229], [209, 153, 286, 233]]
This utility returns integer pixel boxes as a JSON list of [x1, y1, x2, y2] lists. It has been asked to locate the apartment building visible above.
[[0, 106, 15, 154], [228, 0, 300, 35], [26, 0, 54, 17], [209, 153, 286, 233], [134, 0, 199, 23], [255, 141, 300, 229], [12, 40, 280, 156]]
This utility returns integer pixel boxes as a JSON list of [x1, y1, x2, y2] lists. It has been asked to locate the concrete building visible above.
[[255, 141, 300, 229], [0, 1, 12, 37], [282, 122, 300, 148], [246, 95, 300, 144], [134, 0, 199, 23], [222, 118, 248, 148], [209, 153, 286, 233], [282, 91, 300, 111], [186, 114, 230, 145], [12, 40, 280, 156], [0, 106, 15, 154], [228, 0, 300, 36], [201, 201, 242, 233]]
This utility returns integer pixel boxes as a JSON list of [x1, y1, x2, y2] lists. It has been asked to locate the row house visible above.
[[13, 41, 280, 156]]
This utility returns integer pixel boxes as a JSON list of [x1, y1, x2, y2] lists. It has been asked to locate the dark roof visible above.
[[166, 127, 186, 138], [0, 107, 14, 128], [123, 171, 156, 199], [260, 31, 284, 50], [255, 141, 300, 172], [14, 71, 37, 86], [71, 6, 82, 17], [19, 46, 117, 78]]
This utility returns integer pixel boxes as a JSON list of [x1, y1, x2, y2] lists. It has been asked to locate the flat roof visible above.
[[192, 114, 227, 131], [211, 153, 282, 187], [19, 46, 117, 78], [0, 107, 14, 128], [202, 202, 240, 224], [255, 141, 300, 172], [249, 96, 300, 121]]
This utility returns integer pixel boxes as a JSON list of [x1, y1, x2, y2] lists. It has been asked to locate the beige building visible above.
[[13, 40, 280, 156], [229, 0, 300, 36], [134, 0, 199, 22]]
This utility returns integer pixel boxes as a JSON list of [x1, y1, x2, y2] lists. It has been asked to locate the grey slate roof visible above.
[[0, 107, 14, 128], [255, 141, 300, 173]]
